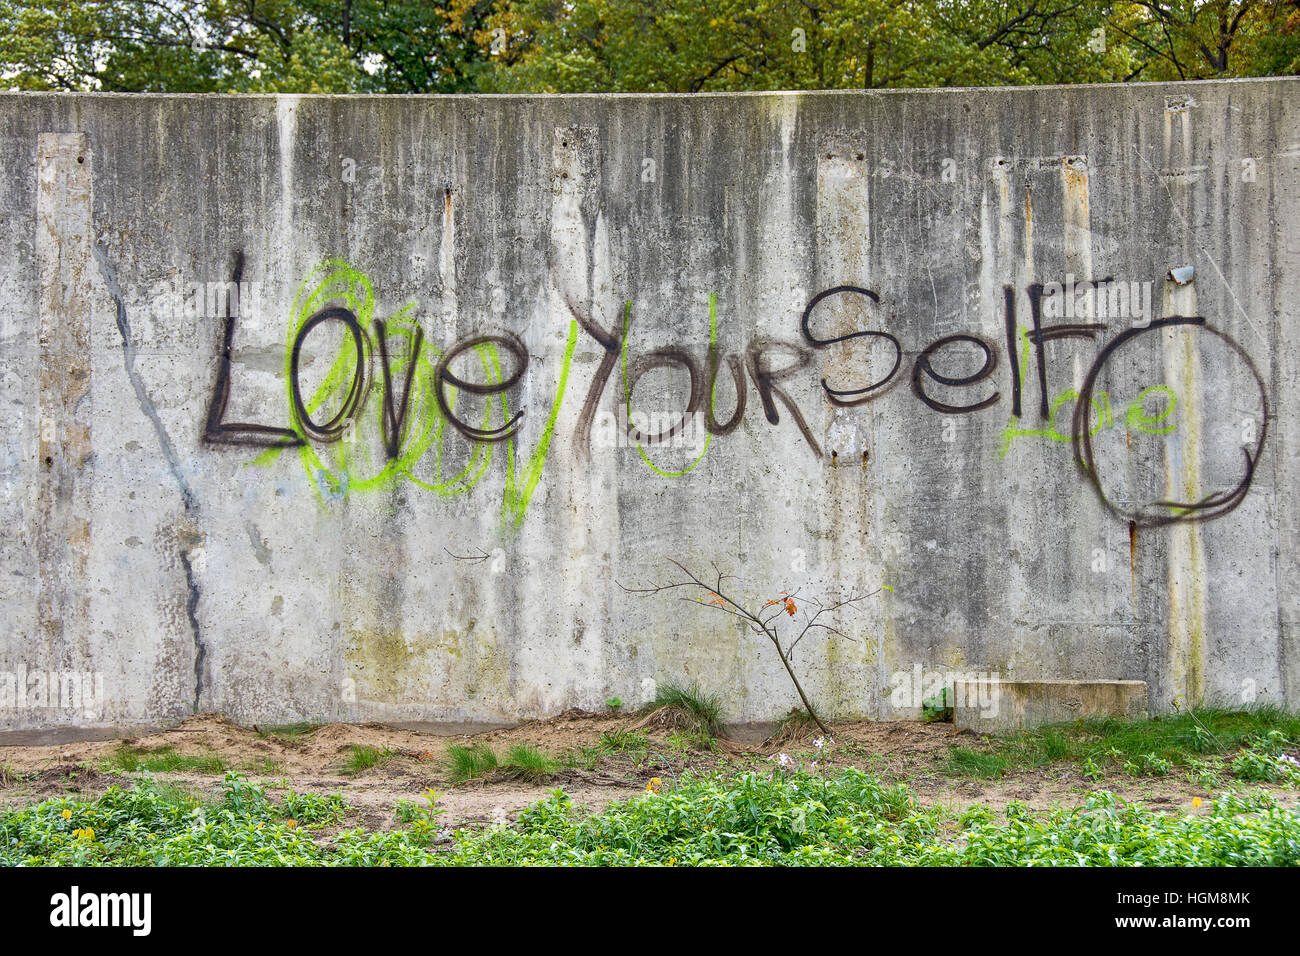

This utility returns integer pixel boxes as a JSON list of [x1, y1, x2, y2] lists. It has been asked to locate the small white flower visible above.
[[813, 737, 825, 750]]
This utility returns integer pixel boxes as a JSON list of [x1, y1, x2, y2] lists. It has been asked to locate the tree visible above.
[[0, 0, 493, 93], [302, 0, 495, 93], [2, 2, 1293, 95], [1108, 1, 1300, 80], [473, 0, 1136, 92], [621, 559, 885, 737]]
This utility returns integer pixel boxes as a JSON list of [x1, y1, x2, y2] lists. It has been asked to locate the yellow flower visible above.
[[72, 827, 95, 841], [285, 819, 298, 829], [61, 809, 72, 820], [1193, 797, 1203, 808], [646, 777, 662, 793]]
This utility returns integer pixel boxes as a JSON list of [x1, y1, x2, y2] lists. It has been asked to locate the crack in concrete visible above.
[[92, 244, 207, 712], [91, 245, 195, 509], [177, 546, 206, 713]]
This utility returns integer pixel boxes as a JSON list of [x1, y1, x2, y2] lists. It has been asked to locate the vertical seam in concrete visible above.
[[36, 133, 93, 673]]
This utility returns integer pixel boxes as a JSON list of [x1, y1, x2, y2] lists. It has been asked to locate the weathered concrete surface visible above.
[[1, 80, 1298, 731], [953, 679, 1148, 733]]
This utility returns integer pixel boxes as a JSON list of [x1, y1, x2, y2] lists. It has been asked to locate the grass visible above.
[[569, 729, 651, 770], [338, 745, 396, 776], [666, 730, 717, 754], [103, 746, 229, 775], [639, 681, 724, 740], [101, 745, 288, 776], [598, 728, 650, 757], [4, 768, 1298, 867], [944, 705, 1300, 780], [767, 707, 821, 746], [498, 744, 557, 783], [445, 742, 558, 784], [445, 743, 499, 781]]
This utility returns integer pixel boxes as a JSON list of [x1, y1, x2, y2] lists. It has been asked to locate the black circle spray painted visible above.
[[1072, 316, 1269, 528]]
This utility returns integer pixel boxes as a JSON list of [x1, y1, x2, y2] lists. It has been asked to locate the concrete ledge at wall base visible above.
[[953, 679, 1148, 735]]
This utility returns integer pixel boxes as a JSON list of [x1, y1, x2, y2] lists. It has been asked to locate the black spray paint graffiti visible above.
[[204, 257, 1269, 527], [798, 283, 1268, 525], [1072, 316, 1269, 528]]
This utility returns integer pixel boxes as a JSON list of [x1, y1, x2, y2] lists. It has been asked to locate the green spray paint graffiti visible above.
[[206, 262, 1262, 531], [251, 261, 578, 528], [999, 324, 1178, 457]]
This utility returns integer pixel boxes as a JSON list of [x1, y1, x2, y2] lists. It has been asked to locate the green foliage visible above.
[[444, 770, 1300, 866], [5, 767, 1298, 866], [0, 0, 490, 93], [445, 743, 500, 781], [339, 745, 395, 776], [445, 742, 557, 782], [1231, 737, 1300, 783], [946, 747, 1014, 779], [0, 773, 348, 865], [104, 746, 228, 775], [394, 788, 444, 823], [649, 681, 724, 739], [1111, 0, 1300, 80], [499, 744, 558, 783], [572, 729, 652, 769], [605, 698, 623, 711], [944, 706, 1300, 780], [280, 789, 348, 825], [601, 729, 650, 755], [922, 687, 953, 723], [393, 788, 446, 842], [476, 0, 1130, 92], [7, 0, 1291, 94], [666, 730, 717, 754], [1124, 753, 1172, 777], [1185, 757, 1223, 790]]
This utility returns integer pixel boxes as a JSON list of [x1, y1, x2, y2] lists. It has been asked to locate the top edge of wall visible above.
[[1, 75, 1296, 101]]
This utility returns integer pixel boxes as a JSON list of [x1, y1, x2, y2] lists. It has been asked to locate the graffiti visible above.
[[800, 285, 902, 405], [1073, 317, 1269, 528], [204, 252, 303, 449], [216, 260, 578, 526], [620, 296, 715, 477], [205, 258, 1267, 528]]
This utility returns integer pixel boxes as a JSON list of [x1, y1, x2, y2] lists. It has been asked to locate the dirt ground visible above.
[[2, 712, 1295, 830]]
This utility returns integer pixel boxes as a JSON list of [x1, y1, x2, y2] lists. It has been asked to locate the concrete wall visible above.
[[2, 79, 1298, 731]]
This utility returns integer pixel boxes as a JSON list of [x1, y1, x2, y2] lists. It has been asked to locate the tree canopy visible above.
[[1, 1, 1296, 92]]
